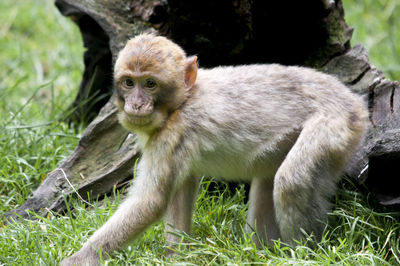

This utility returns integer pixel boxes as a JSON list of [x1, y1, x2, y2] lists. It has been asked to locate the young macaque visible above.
[[61, 33, 367, 265]]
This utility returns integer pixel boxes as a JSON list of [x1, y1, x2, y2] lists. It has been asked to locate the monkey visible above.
[[61, 33, 368, 265]]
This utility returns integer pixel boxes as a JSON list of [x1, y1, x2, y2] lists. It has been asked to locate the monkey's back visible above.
[[186, 64, 363, 139], [182, 64, 367, 181]]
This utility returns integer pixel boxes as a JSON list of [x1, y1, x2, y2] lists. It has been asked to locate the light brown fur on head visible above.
[[115, 33, 187, 90]]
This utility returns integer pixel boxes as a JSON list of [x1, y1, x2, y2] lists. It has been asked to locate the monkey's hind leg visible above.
[[273, 114, 363, 245], [164, 176, 200, 253]]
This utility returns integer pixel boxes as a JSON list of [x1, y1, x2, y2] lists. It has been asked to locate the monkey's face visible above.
[[114, 34, 198, 134], [115, 75, 159, 129]]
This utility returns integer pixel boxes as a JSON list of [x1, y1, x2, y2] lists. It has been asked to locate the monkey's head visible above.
[[114, 33, 198, 134]]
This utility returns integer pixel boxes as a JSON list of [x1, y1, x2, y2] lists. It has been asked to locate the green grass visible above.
[[0, 0, 399, 265], [0, 0, 84, 213], [1, 180, 399, 265]]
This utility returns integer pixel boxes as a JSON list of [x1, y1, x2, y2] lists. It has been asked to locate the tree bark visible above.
[[5, 0, 400, 220]]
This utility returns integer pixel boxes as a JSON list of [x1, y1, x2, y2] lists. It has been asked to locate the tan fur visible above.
[[61, 34, 368, 265]]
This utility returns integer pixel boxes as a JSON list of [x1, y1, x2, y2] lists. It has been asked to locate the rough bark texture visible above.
[[322, 44, 400, 206], [5, 0, 400, 220]]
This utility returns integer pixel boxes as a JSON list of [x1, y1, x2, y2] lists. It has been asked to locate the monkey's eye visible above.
[[122, 78, 135, 88], [144, 78, 157, 89]]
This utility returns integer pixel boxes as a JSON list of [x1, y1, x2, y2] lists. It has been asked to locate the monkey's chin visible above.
[[125, 113, 153, 126], [118, 112, 158, 133]]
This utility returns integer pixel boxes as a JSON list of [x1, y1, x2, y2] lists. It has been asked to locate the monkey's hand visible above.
[[61, 244, 103, 266]]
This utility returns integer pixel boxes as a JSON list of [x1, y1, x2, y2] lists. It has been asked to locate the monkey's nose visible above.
[[124, 102, 153, 116], [133, 103, 144, 110], [124, 103, 142, 115]]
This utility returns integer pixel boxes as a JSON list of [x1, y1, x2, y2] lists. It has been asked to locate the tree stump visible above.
[[5, 0, 400, 220]]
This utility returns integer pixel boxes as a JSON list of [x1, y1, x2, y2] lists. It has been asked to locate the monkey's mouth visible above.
[[124, 113, 153, 126]]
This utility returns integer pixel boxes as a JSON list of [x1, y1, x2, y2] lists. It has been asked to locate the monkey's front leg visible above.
[[61, 158, 174, 266], [164, 176, 200, 253]]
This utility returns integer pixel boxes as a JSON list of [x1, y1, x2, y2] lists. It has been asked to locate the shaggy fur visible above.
[[62, 34, 368, 265]]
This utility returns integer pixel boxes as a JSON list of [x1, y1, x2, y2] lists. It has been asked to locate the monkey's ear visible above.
[[185, 56, 198, 90]]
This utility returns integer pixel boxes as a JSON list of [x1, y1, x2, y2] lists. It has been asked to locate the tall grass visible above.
[[0, 0, 83, 212], [0, 0, 399, 265]]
